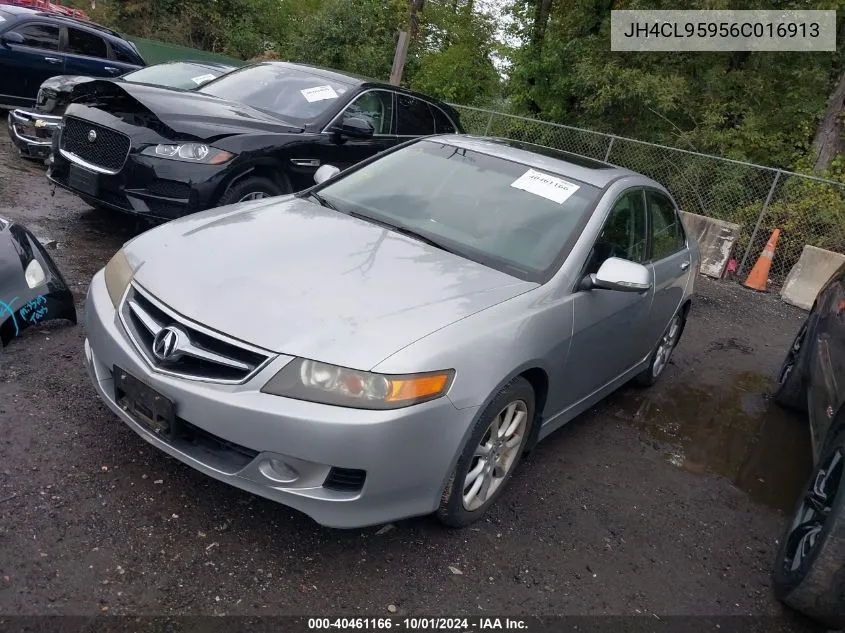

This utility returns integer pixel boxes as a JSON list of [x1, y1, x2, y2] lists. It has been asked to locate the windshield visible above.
[[122, 63, 228, 89], [199, 63, 352, 123], [316, 140, 603, 280]]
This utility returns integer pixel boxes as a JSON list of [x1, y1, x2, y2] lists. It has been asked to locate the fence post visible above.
[[603, 136, 616, 162], [484, 112, 494, 136], [737, 169, 782, 278]]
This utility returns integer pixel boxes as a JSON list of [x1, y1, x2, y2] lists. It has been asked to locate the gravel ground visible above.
[[0, 117, 824, 626]]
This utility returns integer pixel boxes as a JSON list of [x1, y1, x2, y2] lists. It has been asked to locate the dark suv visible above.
[[0, 5, 144, 109]]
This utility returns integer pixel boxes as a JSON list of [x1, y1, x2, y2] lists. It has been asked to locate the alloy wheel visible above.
[[462, 400, 528, 511], [783, 447, 843, 574], [652, 315, 682, 378]]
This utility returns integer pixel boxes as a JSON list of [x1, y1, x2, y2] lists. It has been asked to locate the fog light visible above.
[[258, 458, 299, 484]]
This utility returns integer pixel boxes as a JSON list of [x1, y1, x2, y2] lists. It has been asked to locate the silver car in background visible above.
[[84, 135, 699, 528]]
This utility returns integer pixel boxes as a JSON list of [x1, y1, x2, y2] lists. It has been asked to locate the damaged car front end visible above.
[[0, 217, 77, 347]]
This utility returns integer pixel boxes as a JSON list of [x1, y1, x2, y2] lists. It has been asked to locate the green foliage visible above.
[[505, 0, 845, 169]]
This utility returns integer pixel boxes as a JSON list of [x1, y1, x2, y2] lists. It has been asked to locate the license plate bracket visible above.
[[113, 366, 177, 440], [68, 163, 99, 196]]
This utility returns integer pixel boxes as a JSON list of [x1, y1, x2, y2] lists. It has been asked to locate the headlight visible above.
[[24, 259, 46, 289], [261, 358, 455, 410], [103, 249, 133, 307], [141, 143, 233, 164]]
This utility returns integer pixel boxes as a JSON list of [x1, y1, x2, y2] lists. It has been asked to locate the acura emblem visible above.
[[152, 326, 184, 362], [87, 129, 97, 142]]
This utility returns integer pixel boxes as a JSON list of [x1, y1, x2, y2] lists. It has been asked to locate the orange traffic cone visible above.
[[743, 228, 780, 291]]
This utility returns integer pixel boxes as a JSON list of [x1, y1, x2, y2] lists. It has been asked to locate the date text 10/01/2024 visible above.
[[307, 618, 528, 631]]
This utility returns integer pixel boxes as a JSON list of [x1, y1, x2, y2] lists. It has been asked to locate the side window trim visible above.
[[320, 88, 396, 137], [645, 187, 686, 262], [64, 26, 108, 59], [395, 96, 441, 137], [574, 187, 646, 289], [431, 104, 459, 134]]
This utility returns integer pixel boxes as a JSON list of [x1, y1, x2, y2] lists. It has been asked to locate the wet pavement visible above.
[[0, 114, 823, 625]]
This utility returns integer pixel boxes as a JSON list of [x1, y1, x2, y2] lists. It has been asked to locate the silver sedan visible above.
[[84, 135, 699, 528]]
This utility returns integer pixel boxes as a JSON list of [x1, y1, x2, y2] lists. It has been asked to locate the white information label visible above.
[[510, 169, 580, 205], [191, 74, 217, 85], [610, 10, 835, 52], [300, 85, 339, 103]]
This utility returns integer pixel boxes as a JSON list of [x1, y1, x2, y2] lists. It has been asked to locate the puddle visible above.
[[609, 372, 814, 512]]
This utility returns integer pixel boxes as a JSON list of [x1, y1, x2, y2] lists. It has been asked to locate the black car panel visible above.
[[0, 217, 76, 348]]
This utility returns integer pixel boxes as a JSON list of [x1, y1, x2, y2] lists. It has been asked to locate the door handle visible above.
[[104, 66, 120, 73], [680, 260, 691, 271], [44, 57, 62, 64]]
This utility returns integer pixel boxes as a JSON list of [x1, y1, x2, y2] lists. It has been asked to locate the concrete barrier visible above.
[[680, 211, 741, 279], [780, 245, 845, 310]]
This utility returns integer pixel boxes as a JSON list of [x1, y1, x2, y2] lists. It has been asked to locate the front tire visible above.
[[216, 176, 286, 206], [437, 377, 535, 527], [774, 319, 809, 412], [773, 430, 845, 629]]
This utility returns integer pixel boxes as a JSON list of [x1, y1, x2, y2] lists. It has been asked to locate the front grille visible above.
[[323, 467, 367, 492], [120, 284, 273, 383], [61, 116, 130, 172]]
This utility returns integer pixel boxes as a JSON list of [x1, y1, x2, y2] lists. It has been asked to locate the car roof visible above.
[[429, 135, 643, 189], [1, 6, 123, 37], [0, 5, 35, 16]]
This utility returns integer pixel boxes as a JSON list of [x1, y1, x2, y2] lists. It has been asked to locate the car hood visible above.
[[70, 80, 302, 141], [124, 198, 536, 369]]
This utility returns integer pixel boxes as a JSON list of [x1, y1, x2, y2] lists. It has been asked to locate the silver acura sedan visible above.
[[84, 135, 699, 528]]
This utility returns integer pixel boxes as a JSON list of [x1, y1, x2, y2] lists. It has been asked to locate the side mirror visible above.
[[583, 257, 652, 293], [331, 116, 374, 139], [0, 32, 25, 46], [314, 164, 340, 185]]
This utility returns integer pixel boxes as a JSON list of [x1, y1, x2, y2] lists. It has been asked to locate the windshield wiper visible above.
[[304, 190, 338, 211], [345, 211, 459, 255]]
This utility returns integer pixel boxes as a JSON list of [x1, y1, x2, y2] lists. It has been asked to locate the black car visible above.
[[772, 263, 845, 628], [8, 60, 235, 160], [0, 5, 144, 109], [46, 61, 464, 221]]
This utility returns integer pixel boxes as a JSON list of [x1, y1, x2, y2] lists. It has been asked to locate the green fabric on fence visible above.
[[128, 37, 245, 67]]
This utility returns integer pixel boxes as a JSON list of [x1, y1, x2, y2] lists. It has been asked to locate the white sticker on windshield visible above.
[[510, 169, 580, 204], [191, 73, 217, 85], [300, 85, 339, 103]]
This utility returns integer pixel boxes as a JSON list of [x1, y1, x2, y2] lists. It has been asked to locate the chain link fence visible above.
[[451, 104, 845, 286]]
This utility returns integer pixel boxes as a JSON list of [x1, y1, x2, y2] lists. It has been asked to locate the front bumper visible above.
[[83, 270, 477, 528], [48, 148, 228, 221], [6, 109, 60, 161]]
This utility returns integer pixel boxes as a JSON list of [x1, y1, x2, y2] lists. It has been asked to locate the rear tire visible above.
[[216, 176, 286, 207], [774, 319, 809, 412], [437, 377, 535, 527], [633, 310, 686, 387], [773, 430, 845, 629]]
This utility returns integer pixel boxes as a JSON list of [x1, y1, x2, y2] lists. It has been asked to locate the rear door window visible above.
[[432, 106, 456, 133], [66, 28, 107, 58], [396, 95, 435, 135], [647, 190, 686, 260]]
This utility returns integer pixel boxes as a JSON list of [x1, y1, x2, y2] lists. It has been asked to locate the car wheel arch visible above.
[[214, 161, 292, 203], [436, 362, 551, 503]]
